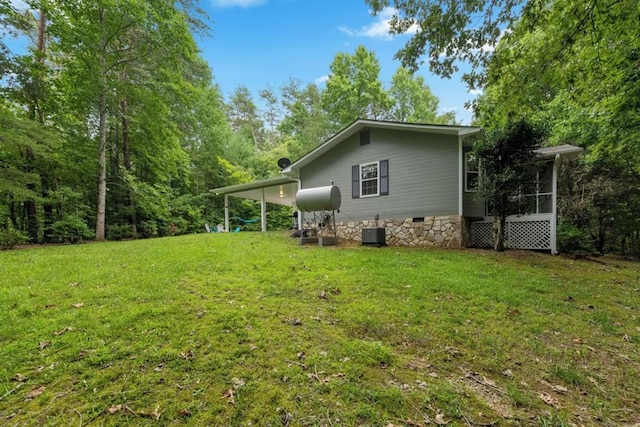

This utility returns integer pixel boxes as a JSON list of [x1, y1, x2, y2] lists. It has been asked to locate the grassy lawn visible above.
[[0, 232, 638, 426]]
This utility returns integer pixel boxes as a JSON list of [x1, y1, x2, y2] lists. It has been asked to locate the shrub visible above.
[[557, 220, 592, 254], [139, 220, 159, 238], [107, 224, 134, 241], [0, 219, 29, 250], [51, 215, 94, 243]]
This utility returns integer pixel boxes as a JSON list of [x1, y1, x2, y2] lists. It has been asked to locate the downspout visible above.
[[261, 188, 267, 232], [224, 194, 230, 232], [551, 153, 561, 254]]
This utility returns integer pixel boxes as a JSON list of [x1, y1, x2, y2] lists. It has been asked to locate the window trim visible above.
[[359, 161, 380, 198], [465, 151, 479, 192]]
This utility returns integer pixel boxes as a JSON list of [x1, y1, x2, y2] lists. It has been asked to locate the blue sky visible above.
[[3, 0, 479, 124], [201, 0, 479, 124]]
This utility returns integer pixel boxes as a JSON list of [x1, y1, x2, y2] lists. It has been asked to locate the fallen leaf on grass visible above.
[[222, 388, 235, 404], [139, 406, 161, 420], [552, 385, 568, 394], [54, 326, 73, 336], [538, 392, 560, 408], [107, 404, 135, 416], [11, 373, 27, 382], [68, 282, 80, 287], [72, 303, 84, 308], [435, 413, 448, 425], [179, 350, 194, 360], [231, 377, 245, 389], [25, 386, 46, 400], [307, 372, 345, 384], [39, 341, 51, 350], [179, 408, 191, 417]]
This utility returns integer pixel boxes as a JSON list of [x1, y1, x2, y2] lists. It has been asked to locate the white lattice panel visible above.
[[471, 217, 551, 250], [505, 220, 551, 250], [471, 222, 494, 248]]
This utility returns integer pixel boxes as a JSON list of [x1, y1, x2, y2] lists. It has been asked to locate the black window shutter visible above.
[[352, 165, 360, 199], [380, 159, 389, 196]]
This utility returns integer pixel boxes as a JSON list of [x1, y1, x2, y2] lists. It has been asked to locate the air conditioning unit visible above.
[[362, 227, 386, 246]]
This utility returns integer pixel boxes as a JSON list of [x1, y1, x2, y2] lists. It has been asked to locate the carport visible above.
[[210, 176, 299, 232]]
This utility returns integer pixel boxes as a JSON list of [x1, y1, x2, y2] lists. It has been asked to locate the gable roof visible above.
[[281, 119, 483, 175]]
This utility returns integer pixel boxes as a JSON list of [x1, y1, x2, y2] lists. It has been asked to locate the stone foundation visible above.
[[331, 216, 463, 248]]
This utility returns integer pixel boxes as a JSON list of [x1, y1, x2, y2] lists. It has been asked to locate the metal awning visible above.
[[210, 176, 299, 232], [210, 176, 298, 206]]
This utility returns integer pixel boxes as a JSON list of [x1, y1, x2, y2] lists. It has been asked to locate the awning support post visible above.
[[551, 154, 561, 254], [261, 188, 267, 232], [224, 194, 230, 232]]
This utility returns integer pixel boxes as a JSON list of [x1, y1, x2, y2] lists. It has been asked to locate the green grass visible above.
[[1, 232, 639, 426]]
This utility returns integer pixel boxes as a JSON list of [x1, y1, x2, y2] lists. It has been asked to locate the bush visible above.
[[0, 219, 29, 250], [107, 224, 134, 241], [557, 221, 592, 254], [139, 220, 159, 238], [51, 215, 94, 243]]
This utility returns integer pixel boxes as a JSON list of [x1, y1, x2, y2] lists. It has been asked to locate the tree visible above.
[[226, 85, 263, 148], [365, 0, 630, 92], [50, 0, 209, 240], [474, 0, 640, 254], [474, 119, 545, 251], [278, 78, 331, 157], [388, 67, 437, 122], [322, 45, 390, 128], [387, 67, 459, 124]]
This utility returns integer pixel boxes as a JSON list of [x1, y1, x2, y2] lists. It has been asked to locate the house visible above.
[[210, 119, 582, 253]]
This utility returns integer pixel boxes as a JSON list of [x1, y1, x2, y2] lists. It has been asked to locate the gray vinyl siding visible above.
[[299, 128, 460, 221]]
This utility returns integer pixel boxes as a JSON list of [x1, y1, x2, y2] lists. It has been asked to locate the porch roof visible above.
[[210, 176, 298, 207], [535, 144, 583, 159]]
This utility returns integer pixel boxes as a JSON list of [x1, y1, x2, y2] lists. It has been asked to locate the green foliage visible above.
[[51, 215, 94, 243], [322, 45, 391, 128], [365, 0, 525, 88], [474, 119, 545, 250], [0, 218, 28, 249], [106, 223, 134, 241], [557, 220, 592, 254]]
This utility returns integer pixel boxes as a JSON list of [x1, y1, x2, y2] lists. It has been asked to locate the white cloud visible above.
[[314, 75, 329, 85], [210, 0, 267, 8], [468, 89, 483, 96], [339, 7, 417, 41]]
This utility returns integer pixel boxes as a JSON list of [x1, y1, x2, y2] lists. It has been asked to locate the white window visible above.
[[465, 152, 479, 192], [360, 161, 379, 197]]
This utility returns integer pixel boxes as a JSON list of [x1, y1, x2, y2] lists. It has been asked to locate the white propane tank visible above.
[[295, 185, 341, 212]]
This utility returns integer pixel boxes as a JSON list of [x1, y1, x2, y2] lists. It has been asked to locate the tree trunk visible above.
[[493, 215, 505, 252], [21, 7, 49, 243], [95, 7, 108, 241]]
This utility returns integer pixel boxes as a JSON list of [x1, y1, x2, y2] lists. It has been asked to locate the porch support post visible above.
[[297, 180, 303, 230], [261, 188, 267, 232], [550, 154, 561, 254], [224, 194, 230, 232]]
